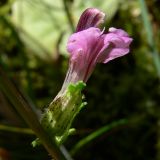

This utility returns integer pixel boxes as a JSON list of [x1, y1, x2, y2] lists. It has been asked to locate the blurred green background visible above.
[[0, 0, 160, 159]]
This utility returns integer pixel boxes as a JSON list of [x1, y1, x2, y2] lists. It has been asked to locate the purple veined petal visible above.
[[104, 35, 132, 48], [67, 27, 102, 62], [109, 27, 129, 37], [101, 47, 130, 63], [66, 26, 132, 84], [97, 28, 133, 63], [76, 8, 105, 32], [62, 27, 105, 88]]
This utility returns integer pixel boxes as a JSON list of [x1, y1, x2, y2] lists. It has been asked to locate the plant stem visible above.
[[0, 124, 34, 135], [70, 119, 127, 156], [0, 66, 69, 160], [139, 0, 160, 77], [62, 0, 75, 32]]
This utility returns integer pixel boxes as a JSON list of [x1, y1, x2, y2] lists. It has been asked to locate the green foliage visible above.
[[0, 0, 160, 160], [70, 119, 127, 156], [11, 0, 121, 59]]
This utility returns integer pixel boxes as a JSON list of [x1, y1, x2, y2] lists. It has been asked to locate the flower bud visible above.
[[76, 8, 105, 32]]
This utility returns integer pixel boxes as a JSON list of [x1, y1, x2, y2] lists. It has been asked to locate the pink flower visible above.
[[61, 8, 133, 92], [40, 9, 132, 143]]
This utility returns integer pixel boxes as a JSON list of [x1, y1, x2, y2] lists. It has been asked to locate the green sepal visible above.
[[34, 81, 86, 146]]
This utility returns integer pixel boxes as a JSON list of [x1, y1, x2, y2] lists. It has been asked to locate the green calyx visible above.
[[33, 81, 86, 146]]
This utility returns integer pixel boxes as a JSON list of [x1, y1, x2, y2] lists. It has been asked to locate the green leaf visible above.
[[12, 0, 71, 59], [70, 119, 128, 156], [11, 0, 121, 59]]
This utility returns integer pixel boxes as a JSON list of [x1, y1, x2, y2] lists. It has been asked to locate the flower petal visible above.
[[67, 27, 102, 63], [97, 28, 133, 63], [76, 8, 105, 32], [109, 27, 129, 37], [66, 27, 104, 83]]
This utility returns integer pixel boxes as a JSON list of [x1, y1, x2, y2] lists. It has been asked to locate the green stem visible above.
[[139, 0, 160, 77], [0, 66, 69, 160], [0, 124, 34, 135], [62, 0, 75, 32], [70, 119, 127, 156]]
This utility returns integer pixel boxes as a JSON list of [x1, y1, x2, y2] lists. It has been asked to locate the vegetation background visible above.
[[0, 0, 160, 159]]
